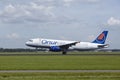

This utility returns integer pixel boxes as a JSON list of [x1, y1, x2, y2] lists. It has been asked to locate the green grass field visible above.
[[0, 52, 120, 80], [0, 52, 120, 70]]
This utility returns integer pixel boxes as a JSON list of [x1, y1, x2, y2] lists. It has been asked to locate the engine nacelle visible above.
[[49, 46, 61, 52]]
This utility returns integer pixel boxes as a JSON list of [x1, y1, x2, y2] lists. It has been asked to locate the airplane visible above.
[[25, 31, 109, 54]]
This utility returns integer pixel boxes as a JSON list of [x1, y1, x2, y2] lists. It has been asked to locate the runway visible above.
[[0, 70, 120, 73], [0, 53, 120, 56]]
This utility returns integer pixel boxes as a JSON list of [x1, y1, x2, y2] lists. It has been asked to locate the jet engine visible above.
[[49, 46, 61, 52]]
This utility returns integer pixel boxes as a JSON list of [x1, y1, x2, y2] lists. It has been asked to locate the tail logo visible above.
[[98, 33, 105, 40], [96, 33, 106, 44], [92, 31, 108, 44]]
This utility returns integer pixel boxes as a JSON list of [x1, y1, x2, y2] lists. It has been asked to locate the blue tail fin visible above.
[[92, 31, 108, 44]]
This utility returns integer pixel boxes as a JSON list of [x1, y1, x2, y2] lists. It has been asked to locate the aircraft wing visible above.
[[98, 44, 109, 48], [59, 41, 80, 50]]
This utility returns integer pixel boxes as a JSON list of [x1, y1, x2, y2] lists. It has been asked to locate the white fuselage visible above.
[[26, 38, 76, 48], [26, 38, 107, 50], [70, 42, 99, 50]]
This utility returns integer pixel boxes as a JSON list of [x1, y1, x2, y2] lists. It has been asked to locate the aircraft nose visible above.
[[25, 41, 29, 46], [25, 39, 34, 47]]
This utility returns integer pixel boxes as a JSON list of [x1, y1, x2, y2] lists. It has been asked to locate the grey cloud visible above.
[[0, 0, 100, 24], [6, 33, 20, 39], [107, 17, 120, 26], [0, 1, 78, 24], [0, 2, 55, 23]]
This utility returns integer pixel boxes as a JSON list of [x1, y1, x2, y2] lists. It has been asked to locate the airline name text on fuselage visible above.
[[42, 40, 57, 45]]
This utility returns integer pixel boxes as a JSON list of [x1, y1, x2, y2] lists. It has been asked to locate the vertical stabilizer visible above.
[[92, 31, 108, 44]]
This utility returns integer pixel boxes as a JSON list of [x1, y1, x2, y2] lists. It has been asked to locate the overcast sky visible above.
[[0, 0, 120, 49]]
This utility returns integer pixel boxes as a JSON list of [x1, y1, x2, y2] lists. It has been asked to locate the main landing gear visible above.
[[62, 51, 67, 55]]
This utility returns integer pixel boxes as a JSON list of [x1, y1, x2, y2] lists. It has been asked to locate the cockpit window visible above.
[[29, 40, 33, 42]]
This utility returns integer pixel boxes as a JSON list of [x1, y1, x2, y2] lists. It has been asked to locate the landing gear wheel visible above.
[[62, 51, 67, 55]]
